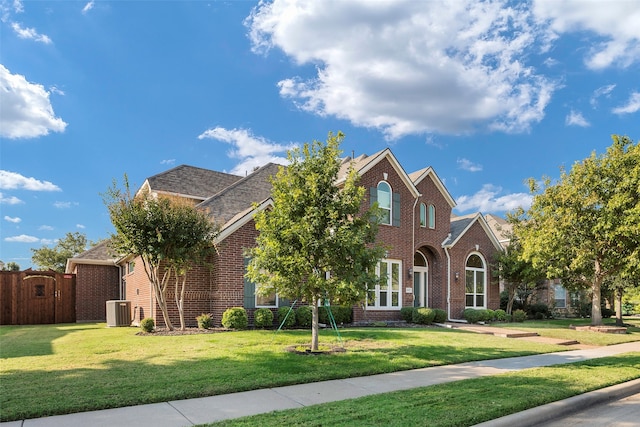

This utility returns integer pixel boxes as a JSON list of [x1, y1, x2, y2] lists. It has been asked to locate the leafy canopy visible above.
[[31, 232, 89, 272], [514, 135, 639, 324], [247, 131, 385, 309]]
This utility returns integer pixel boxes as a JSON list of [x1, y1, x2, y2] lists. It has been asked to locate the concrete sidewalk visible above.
[[3, 341, 639, 427]]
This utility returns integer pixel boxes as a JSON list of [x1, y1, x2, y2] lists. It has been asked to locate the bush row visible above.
[[462, 308, 523, 323], [400, 307, 447, 325], [219, 305, 353, 330]]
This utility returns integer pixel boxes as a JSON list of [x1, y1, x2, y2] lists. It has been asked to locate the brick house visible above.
[[68, 148, 502, 326]]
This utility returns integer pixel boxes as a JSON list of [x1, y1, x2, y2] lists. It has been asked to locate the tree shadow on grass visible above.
[[0, 323, 100, 358]]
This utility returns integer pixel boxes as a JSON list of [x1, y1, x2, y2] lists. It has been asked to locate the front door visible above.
[[413, 266, 428, 307]]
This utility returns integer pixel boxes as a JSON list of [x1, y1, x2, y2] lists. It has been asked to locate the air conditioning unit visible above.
[[106, 300, 131, 327]]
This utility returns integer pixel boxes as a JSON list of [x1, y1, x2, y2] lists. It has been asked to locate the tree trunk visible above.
[[591, 259, 603, 326], [506, 285, 515, 315], [311, 298, 319, 351], [614, 288, 623, 327]]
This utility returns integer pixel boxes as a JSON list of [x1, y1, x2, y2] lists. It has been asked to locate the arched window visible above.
[[428, 204, 436, 229], [465, 253, 486, 308], [419, 203, 426, 227], [377, 181, 392, 225]]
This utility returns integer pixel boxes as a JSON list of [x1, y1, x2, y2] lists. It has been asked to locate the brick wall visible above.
[[74, 264, 120, 321], [446, 220, 500, 319]]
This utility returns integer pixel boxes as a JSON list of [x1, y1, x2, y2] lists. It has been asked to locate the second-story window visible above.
[[428, 204, 436, 229], [377, 181, 392, 225], [420, 203, 426, 227]]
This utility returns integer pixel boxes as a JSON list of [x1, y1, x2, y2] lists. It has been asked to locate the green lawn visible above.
[[1, 319, 638, 422], [494, 317, 640, 346], [208, 353, 640, 427]]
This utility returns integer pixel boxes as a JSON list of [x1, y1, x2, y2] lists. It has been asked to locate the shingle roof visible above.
[[146, 165, 242, 200], [442, 214, 477, 246], [74, 239, 117, 261], [197, 163, 281, 225]]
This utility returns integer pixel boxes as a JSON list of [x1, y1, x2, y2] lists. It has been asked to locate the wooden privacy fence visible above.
[[0, 271, 76, 325]]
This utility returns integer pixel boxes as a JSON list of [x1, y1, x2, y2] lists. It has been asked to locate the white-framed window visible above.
[[256, 286, 278, 308], [465, 253, 486, 308], [428, 204, 436, 229], [553, 283, 566, 308], [368, 259, 402, 309], [377, 181, 392, 225], [420, 203, 427, 227], [127, 261, 135, 274]]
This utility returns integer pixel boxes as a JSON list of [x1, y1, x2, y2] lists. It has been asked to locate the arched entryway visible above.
[[413, 252, 429, 307]]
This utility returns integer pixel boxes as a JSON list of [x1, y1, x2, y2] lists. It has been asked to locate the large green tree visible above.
[[104, 177, 218, 330], [31, 232, 88, 272], [247, 132, 385, 351], [514, 135, 640, 325]]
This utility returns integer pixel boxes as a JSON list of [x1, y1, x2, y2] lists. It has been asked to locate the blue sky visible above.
[[1, 0, 639, 269]]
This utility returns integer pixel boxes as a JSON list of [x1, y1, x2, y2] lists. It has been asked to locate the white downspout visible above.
[[444, 242, 452, 321]]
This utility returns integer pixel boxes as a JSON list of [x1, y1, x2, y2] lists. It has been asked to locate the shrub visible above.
[[601, 307, 614, 318], [319, 305, 352, 325], [222, 307, 248, 330], [277, 306, 296, 328], [513, 309, 527, 322], [528, 303, 550, 319], [140, 317, 155, 333], [296, 306, 313, 328], [253, 308, 274, 328], [413, 308, 436, 325], [400, 307, 416, 322], [433, 308, 447, 323], [494, 309, 507, 321], [483, 309, 495, 322], [196, 313, 213, 329], [463, 308, 483, 324]]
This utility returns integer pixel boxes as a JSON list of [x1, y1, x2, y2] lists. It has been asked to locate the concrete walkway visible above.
[[2, 341, 639, 427]]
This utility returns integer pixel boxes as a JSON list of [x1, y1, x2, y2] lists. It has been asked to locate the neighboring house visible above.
[[70, 149, 503, 327], [484, 214, 579, 317]]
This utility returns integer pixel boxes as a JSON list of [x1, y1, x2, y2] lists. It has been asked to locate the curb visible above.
[[473, 377, 640, 427]]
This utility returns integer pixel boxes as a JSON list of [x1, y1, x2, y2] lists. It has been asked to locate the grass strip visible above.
[[208, 353, 640, 427]]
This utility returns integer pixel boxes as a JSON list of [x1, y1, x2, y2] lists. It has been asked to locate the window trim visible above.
[[367, 258, 402, 310], [419, 203, 426, 227], [377, 181, 392, 226], [553, 283, 566, 309], [464, 252, 486, 309], [428, 204, 436, 229], [255, 289, 278, 308]]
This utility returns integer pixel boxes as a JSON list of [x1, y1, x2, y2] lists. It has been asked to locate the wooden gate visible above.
[[0, 271, 76, 325]]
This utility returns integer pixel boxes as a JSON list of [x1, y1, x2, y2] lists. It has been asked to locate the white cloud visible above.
[[53, 201, 77, 209], [247, 0, 557, 139], [455, 184, 532, 213], [160, 159, 176, 165], [82, 1, 94, 14], [612, 92, 640, 115], [4, 215, 21, 223], [39, 225, 54, 231], [590, 84, 616, 108], [4, 234, 40, 243], [0, 64, 67, 139], [565, 110, 590, 127], [533, 0, 640, 70], [198, 126, 292, 175], [10, 22, 51, 44], [76, 224, 85, 229], [0, 192, 23, 205], [0, 170, 61, 191], [457, 158, 483, 172]]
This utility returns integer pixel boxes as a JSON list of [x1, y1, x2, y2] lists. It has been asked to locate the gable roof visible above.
[[338, 149, 420, 198], [65, 239, 118, 273], [484, 214, 512, 249], [442, 213, 503, 252], [408, 166, 456, 208], [139, 165, 242, 201], [197, 163, 280, 225]]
